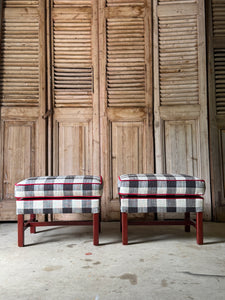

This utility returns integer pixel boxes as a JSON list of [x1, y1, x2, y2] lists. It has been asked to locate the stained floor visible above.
[[0, 222, 225, 300]]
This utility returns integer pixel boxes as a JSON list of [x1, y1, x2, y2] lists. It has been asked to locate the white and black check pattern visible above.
[[16, 198, 100, 215], [15, 175, 103, 198], [118, 174, 205, 196], [120, 197, 204, 213]]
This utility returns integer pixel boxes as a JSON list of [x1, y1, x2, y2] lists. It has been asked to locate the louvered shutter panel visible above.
[[52, 3, 93, 107], [159, 16, 198, 105], [106, 18, 146, 107], [154, 0, 211, 219], [212, 0, 225, 115], [0, 1, 40, 106]]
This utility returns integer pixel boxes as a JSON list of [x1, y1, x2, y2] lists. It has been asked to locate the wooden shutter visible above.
[[214, 49, 225, 115], [99, 0, 153, 220], [50, 0, 99, 177], [158, 16, 198, 106], [106, 18, 146, 107], [0, 0, 46, 220], [207, 0, 225, 220], [154, 0, 211, 219]]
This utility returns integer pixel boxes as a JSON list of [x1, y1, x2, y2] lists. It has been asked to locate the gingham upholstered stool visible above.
[[118, 174, 205, 245], [15, 175, 103, 246]]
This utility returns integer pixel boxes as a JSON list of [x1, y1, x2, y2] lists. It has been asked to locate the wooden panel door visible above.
[[153, 0, 211, 219], [0, 0, 46, 220], [48, 0, 99, 221], [99, 0, 154, 220], [207, 0, 225, 220], [49, 0, 99, 177]]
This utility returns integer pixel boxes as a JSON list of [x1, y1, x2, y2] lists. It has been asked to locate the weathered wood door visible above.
[[46, 0, 100, 221], [207, 0, 225, 220], [153, 0, 211, 219], [49, 0, 99, 177], [99, 0, 154, 220], [0, 0, 46, 220]]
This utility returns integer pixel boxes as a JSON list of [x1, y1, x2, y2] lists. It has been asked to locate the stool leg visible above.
[[30, 214, 36, 234], [18, 214, 24, 247], [120, 212, 122, 232], [93, 213, 99, 246], [196, 212, 203, 245], [122, 212, 128, 245], [185, 212, 190, 232], [99, 212, 101, 233]]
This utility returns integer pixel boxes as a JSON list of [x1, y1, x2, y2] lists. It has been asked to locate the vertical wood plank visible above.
[[197, 0, 211, 219], [92, 0, 100, 175]]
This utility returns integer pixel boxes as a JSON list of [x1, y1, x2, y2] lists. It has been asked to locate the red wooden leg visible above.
[[18, 214, 24, 247], [30, 214, 36, 234], [196, 212, 203, 245], [99, 213, 101, 233], [93, 213, 99, 246], [185, 212, 190, 232], [122, 212, 128, 245]]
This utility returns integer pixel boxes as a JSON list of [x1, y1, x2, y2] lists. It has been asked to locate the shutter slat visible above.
[[106, 0, 145, 6], [158, 0, 196, 4], [53, 0, 91, 7], [4, 0, 38, 7]]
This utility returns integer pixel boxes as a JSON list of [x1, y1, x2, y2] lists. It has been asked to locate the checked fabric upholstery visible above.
[[120, 198, 204, 213], [119, 173, 206, 245], [16, 175, 102, 247], [15, 175, 103, 215], [118, 174, 205, 196], [15, 175, 103, 198], [16, 198, 100, 215], [118, 174, 206, 214]]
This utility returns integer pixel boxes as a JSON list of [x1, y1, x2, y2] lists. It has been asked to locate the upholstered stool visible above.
[[118, 174, 205, 245], [15, 175, 103, 246]]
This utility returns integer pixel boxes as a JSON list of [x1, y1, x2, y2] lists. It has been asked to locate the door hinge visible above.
[[42, 109, 53, 119]]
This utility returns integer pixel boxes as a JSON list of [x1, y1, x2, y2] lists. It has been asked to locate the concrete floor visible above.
[[0, 221, 225, 300]]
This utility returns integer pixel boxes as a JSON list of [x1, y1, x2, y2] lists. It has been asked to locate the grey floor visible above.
[[0, 221, 225, 300]]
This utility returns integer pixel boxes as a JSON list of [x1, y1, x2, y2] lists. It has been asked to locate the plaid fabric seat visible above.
[[16, 198, 100, 215], [15, 175, 103, 198], [15, 175, 103, 247], [119, 173, 205, 245], [120, 197, 204, 213], [118, 174, 205, 196]]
